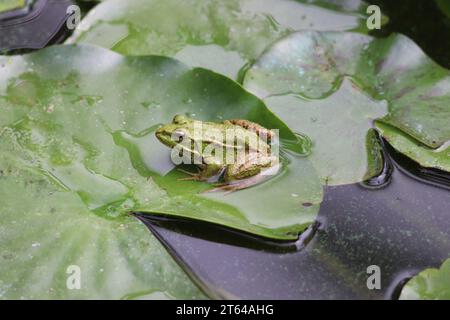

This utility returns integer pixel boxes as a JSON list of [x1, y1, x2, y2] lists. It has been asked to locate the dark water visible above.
[[371, 0, 450, 68], [0, 0, 75, 54], [137, 141, 450, 299]]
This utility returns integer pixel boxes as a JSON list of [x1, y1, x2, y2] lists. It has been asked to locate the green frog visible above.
[[155, 115, 278, 191]]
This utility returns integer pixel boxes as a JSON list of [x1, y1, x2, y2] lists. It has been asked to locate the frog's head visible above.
[[155, 115, 195, 148]]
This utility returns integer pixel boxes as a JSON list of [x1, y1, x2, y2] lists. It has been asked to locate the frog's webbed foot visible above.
[[203, 179, 256, 194], [203, 170, 272, 194], [203, 183, 239, 195], [178, 176, 202, 181]]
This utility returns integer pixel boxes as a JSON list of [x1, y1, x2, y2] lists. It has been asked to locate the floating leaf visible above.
[[400, 259, 450, 300], [258, 78, 388, 185], [0, 47, 321, 300], [243, 31, 450, 184], [68, 0, 380, 80], [0, 44, 323, 298], [0, 153, 204, 299], [376, 121, 450, 172]]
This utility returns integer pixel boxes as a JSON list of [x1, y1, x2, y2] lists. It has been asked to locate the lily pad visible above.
[[376, 121, 450, 172], [0, 47, 321, 294], [68, 0, 380, 80], [0, 44, 323, 297], [400, 258, 450, 300], [259, 78, 388, 185], [243, 31, 450, 184], [0, 149, 204, 299]]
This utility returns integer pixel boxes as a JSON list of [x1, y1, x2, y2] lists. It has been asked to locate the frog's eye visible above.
[[173, 115, 187, 124], [172, 130, 186, 142]]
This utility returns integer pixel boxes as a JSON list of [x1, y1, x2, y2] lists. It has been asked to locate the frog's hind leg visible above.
[[204, 172, 269, 194], [177, 167, 202, 181], [178, 175, 202, 181], [204, 157, 277, 194], [204, 182, 245, 195], [204, 184, 235, 195], [204, 177, 264, 194]]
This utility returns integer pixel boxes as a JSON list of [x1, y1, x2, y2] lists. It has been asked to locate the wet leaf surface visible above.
[[0, 160, 204, 299]]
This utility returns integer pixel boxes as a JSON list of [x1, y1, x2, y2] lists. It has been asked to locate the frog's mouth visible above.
[[155, 128, 172, 146], [155, 126, 186, 148]]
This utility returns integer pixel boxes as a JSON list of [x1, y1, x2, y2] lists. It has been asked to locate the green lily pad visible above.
[[260, 78, 388, 185], [0, 149, 204, 299], [376, 121, 450, 172], [68, 0, 380, 80], [400, 259, 450, 300], [0, 44, 323, 297], [0, 46, 321, 290], [243, 31, 450, 184]]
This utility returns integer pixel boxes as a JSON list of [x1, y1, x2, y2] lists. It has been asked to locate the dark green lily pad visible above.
[[243, 31, 450, 184], [376, 121, 450, 172], [68, 0, 381, 80], [400, 259, 450, 300]]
